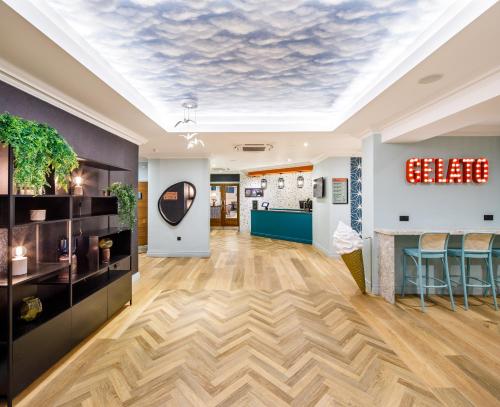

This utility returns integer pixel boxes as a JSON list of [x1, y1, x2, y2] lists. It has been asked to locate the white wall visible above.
[[138, 161, 148, 182], [239, 172, 313, 232], [363, 134, 500, 293], [148, 159, 210, 257], [312, 157, 351, 257]]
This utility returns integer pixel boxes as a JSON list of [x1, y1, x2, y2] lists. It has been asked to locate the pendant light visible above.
[[277, 174, 285, 189], [261, 178, 267, 189], [297, 172, 304, 188]]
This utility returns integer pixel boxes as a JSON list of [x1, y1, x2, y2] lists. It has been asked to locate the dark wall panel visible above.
[[0, 80, 139, 273], [210, 173, 240, 183]]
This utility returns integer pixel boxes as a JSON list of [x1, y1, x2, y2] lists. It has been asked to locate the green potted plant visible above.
[[0, 112, 78, 194], [108, 182, 137, 229]]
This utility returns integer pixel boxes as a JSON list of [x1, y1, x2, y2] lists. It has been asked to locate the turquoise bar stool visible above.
[[448, 233, 498, 311], [401, 233, 455, 312], [492, 247, 500, 290]]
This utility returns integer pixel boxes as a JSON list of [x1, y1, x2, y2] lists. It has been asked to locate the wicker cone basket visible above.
[[340, 249, 366, 293]]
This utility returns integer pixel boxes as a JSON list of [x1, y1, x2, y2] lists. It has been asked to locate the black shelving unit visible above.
[[0, 147, 133, 405]]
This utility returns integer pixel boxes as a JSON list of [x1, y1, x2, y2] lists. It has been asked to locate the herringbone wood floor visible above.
[[14, 230, 500, 406]]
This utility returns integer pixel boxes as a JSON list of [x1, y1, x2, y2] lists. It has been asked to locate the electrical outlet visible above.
[[177, 236, 182, 241]]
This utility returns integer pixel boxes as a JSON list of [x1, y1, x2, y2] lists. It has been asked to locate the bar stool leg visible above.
[[443, 255, 455, 311], [401, 254, 407, 297], [417, 257, 426, 312], [425, 259, 429, 296], [461, 255, 469, 310], [487, 255, 498, 310], [466, 258, 471, 286]]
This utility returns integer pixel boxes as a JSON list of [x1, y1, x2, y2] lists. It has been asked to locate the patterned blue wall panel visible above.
[[350, 157, 362, 234]]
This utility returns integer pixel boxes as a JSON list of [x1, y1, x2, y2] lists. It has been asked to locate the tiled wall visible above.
[[239, 172, 313, 232], [350, 157, 362, 233]]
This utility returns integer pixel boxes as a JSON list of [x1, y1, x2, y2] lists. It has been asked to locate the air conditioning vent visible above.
[[234, 144, 273, 152]]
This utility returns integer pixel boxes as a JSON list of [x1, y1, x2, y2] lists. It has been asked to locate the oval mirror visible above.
[[158, 181, 196, 226]]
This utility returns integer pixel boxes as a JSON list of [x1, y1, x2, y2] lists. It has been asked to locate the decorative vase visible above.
[[101, 248, 111, 264], [20, 296, 43, 322], [30, 210, 46, 221]]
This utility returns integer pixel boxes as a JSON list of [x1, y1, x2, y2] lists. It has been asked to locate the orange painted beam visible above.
[[248, 165, 313, 177]]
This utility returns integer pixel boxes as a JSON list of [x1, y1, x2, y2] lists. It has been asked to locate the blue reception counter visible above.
[[251, 209, 312, 244]]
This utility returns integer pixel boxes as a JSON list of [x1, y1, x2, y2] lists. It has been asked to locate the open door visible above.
[[138, 181, 148, 246], [210, 184, 239, 227]]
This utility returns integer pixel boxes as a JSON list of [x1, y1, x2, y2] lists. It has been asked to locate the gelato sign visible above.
[[406, 158, 489, 184]]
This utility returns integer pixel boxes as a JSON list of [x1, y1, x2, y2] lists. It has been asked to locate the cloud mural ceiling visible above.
[[44, 0, 453, 116]]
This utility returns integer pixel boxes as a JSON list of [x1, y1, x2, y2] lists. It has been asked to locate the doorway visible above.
[[210, 184, 240, 227], [138, 181, 148, 247]]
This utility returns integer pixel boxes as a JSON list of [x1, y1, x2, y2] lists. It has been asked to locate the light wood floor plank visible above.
[[12, 230, 500, 406]]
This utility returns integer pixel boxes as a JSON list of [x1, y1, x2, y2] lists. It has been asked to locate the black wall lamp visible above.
[[297, 173, 304, 188], [277, 174, 285, 189], [261, 178, 267, 189]]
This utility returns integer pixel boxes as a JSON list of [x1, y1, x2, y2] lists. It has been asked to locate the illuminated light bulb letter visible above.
[[446, 158, 463, 183], [473, 158, 489, 183], [435, 158, 446, 183], [406, 158, 421, 183], [422, 158, 435, 183], [461, 158, 475, 183]]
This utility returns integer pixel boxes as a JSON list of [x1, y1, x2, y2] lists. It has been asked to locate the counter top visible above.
[[375, 229, 500, 236], [252, 209, 312, 214]]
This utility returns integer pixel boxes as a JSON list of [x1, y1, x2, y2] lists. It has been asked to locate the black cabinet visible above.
[[0, 147, 134, 403], [108, 271, 131, 318], [71, 288, 108, 345], [12, 309, 72, 394]]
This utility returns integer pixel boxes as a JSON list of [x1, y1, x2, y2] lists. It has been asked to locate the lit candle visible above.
[[73, 176, 83, 196], [12, 246, 27, 276]]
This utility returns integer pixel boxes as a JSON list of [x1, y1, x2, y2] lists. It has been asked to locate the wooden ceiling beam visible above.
[[247, 165, 313, 177]]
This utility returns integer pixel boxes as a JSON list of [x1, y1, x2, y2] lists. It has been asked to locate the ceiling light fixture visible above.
[[418, 74, 443, 85], [278, 174, 285, 189], [304, 142, 309, 147], [175, 100, 198, 127], [175, 100, 205, 149]]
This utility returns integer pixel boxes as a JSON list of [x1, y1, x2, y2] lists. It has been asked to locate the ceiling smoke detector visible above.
[[234, 144, 273, 152]]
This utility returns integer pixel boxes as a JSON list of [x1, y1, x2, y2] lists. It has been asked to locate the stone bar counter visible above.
[[375, 229, 500, 304]]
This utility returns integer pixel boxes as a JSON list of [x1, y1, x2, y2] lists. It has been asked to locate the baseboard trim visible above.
[[147, 250, 211, 258], [313, 242, 338, 258]]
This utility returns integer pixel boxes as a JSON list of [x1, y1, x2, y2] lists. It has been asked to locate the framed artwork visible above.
[[332, 178, 348, 204], [245, 188, 264, 197]]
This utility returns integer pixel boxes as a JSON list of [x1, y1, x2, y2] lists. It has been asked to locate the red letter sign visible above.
[[446, 158, 463, 183], [406, 158, 421, 183], [474, 158, 489, 183], [406, 158, 489, 184]]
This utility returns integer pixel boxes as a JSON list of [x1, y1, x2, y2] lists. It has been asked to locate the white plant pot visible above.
[[30, 210, 46, 222]]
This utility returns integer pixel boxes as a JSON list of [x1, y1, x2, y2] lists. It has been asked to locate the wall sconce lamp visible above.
[[277, 175, 285, 189], [261, 178, 267, 189], [297, 173, 304, 188]]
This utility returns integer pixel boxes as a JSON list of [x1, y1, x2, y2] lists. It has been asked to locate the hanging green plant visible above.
[[108, 182, 137, 229], [0, 112, 78, 193]]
